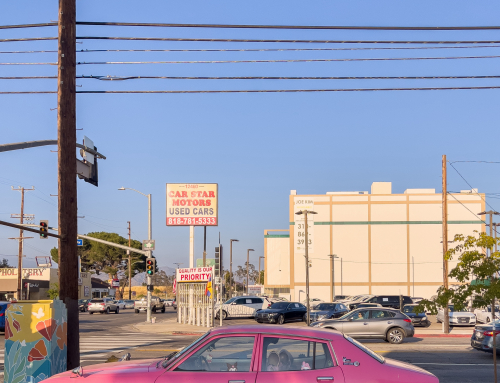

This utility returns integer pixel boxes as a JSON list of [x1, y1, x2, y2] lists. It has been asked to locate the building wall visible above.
[[264, 231, 290, 299], [264, 183, 486, 301]]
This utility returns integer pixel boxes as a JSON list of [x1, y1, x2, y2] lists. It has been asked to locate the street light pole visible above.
[[119, 187, 153, 323], [296, 210, 317, 326], [247, 249, 254, 294], [230, 239, 239, 298]]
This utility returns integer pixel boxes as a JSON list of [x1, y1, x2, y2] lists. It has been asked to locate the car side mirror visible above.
[[231, 302, 236, 305], [348, 318, 353, 321]]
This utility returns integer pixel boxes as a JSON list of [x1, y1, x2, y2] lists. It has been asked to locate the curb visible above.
[[415, 334, 471, 338]]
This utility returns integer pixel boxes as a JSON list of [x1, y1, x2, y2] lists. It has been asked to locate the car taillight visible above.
[[403, 319, 412, 323], [0, 313, 4, 316], [484, 330, 500, 336], [101, 303, 105, 306]]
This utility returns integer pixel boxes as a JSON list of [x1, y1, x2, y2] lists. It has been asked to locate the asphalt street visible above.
[[0, 308, 497, 382]]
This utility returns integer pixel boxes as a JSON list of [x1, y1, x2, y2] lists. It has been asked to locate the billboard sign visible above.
[[196, 258, 216, 267], [176, 267, 214, 283], [166, 183, 218, 226]]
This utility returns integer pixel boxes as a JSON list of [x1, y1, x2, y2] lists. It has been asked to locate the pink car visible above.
[[47, 325, 438, 383]]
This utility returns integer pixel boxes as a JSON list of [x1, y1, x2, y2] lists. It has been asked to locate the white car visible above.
[[113, 300, 126, 309], [302, 298, 324, 308], [164, 299, 174, 307], [215, 296, 271, 320], [474, 306, 500, 323], [436, 304, 476, 326]]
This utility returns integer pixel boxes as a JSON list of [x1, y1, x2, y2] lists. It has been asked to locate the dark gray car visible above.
[[309, 302, 349, 322], [310, 307, 415, 344], [471, 320, 500, 353]]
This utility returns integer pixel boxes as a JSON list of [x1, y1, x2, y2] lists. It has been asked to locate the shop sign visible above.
[[176, 267, 214, 282], [166, 183, 218, 226]]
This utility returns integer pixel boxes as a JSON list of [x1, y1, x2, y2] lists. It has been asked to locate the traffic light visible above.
[[146, 258, 156, 276], [39, 220, 48, 239], [215, 246, 220, 277]]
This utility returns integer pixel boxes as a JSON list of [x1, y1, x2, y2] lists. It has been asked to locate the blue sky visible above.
[[1, 0, 500, 271]]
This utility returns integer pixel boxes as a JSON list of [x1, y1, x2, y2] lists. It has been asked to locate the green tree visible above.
[[258, 270, 264, 285], [47, 283, 59, 299], [235, 263, 259, 285], [0, 258, 11, 268]]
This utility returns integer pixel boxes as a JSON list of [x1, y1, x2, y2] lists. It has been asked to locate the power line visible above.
[[74, 55, 500, 65], [75, 37, 500, 45], [0, 23, 57, 30], [450, 160, 500, 164], [448, 162, 497, 211], [0, 37, 57, 43], [76, 21, 500, 31], [447, 192, 486, 223], [7, 85, 500, 95]]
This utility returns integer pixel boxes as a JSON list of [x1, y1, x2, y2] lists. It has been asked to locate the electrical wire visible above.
[[0, 76, 57, 79], [0, 62, 56, 65], [77, 75, 500, 81], [0, 23, 57, 30], [0, 37, 57, 43], [6, 45, 500, 54], [450, 161, 500, 164], [76, 21, 500, 31], [447, 192, 486, 223], [75, 37, 500, 45], [75, 55, 500, 65], [448, 163, 497, 211]]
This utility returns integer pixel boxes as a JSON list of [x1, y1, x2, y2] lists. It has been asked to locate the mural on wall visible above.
[[4, 300, 67, 383]]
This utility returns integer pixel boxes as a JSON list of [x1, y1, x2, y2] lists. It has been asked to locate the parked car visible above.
[[215, 296, 272, 320], [113, 300, 126, 309], [354, 303, 382, 310], [471, 320, 500, 353], [309, 302, 349, 322], [362, 295, 413, 310], [402, 304, 431, 327], [255, 302, 307, 324], [123, 300, 135, 309], [46, 325, 438, 383], [411, 297, 424, 304], [0, 301, 9, 331], [343, 295, 374, 310], [78, 299, 89, 312], [333, 295, 350, 301], [172, 298, 177, 310], [474, 306, 500, 324], [302, 298, 324, 308], [436, 305, 476, 326], [134, 296, 165, 313], [164, 299, 174, 307], [310, 307, 415, 344], [88, 298, 119, 314]]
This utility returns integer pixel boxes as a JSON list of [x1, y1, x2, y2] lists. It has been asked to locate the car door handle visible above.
[[363, 322, 368, 325], [387, 321, 393, 324], [317, 377, 334, 381], [229, 381, 245, 383]]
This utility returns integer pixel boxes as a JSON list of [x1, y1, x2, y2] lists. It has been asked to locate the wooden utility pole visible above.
[[128, 221, 132, 300], [58, 0, 79, 370], [442, 155, 450, 334], [11, 186, 35, 299]]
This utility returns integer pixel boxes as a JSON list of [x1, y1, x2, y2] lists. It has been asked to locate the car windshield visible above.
[[163, 332, 210, 368], [343, 335, 385, 364], [448, 305, 469, 312], [315, 304, 336, 311], [270, 302, 289, 310], [487, 307, 500, 312], [403, 305, 415, 313], [339, 311, 354, 320], [224, 297, 237, 304]]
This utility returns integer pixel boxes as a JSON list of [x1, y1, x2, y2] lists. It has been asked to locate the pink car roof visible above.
[[210, 325, 342, 340]]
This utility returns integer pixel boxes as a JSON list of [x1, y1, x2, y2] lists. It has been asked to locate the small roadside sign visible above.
[[77, 239, 83, 246], [214, 277, 221, 285], [143, 240, 155, 251]]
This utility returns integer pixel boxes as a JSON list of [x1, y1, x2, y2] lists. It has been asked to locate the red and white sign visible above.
[[111, 279, 120, 288], [176, 267, 214, 283], [166, 183, 218, 226]]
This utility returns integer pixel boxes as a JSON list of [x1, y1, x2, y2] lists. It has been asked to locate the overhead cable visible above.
[[0, 23, 57, 30], [75, 55, 500, 65], [76, 21, 500, 31], [0, 37, 57, 43]]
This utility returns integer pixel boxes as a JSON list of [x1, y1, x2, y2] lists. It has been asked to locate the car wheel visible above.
[[89, 312, 94, 315], [277, 315, 284, 325], [487, 317, 491, 323], [387, 327, 405, 344], [135, 309, 139, 313], [152, 307, 156, 313], [106, 307, 110, 314], [161, 307, 165, 313], [303, 314, 307, 322], [115, 307, 119, 314]]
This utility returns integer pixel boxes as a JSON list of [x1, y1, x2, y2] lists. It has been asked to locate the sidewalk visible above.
[[133, 317, 475, 338]]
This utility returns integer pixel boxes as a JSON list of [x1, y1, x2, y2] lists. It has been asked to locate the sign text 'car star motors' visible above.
[[166, 183, 218, 226]]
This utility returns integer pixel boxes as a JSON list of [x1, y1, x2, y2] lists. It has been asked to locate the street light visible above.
[[230, 239, 239, 298], [295, 210, 317, 326], [328, 254, 339, 301], [247, 249, 254, 294], [119, 186, 153, 323]]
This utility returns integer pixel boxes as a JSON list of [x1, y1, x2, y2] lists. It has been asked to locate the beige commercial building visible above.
[[264, 182, 485, 302]]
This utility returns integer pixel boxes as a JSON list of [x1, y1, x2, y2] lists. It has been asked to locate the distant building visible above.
[[264, 182, 485, 301], [91, 277, 111, 298], [0, 267, 58, 300]]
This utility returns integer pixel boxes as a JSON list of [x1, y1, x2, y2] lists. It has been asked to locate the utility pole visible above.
[[442, 155, 449, 335], [128, 221, 132, 300], [203, 226, 207, 267], [246, 249, 254, 294], [58, 0, 79, 370], [11, 186, 35, 299], [230, 239, 238, 298], [479, 210, 500, 383], [328, 254, 338, 301], [295, 209, 317, 325]]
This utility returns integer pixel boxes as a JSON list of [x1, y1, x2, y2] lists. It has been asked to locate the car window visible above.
[[352, 310, 369, 321], [370, 310, 395, 319], [90, 299, 103, 303], [235, 298, 247, 305], [343, 335, 384, 364], [403, 306, 414, 313], [403, 297, 413, 304], [175, 336, 255, 372], [252, 298, 263, 304], [271, 302, 288, 310], [225, 297, 237, 304], [315, 304, 336, 311], [339, 304, 347, 310], [262, 337, 334, 371]]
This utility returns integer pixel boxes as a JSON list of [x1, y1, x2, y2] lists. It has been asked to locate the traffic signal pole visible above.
[[57, 0, 79, 370]]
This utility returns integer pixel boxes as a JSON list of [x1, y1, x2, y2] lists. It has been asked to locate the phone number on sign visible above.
[[167, 217, 217, 225]]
